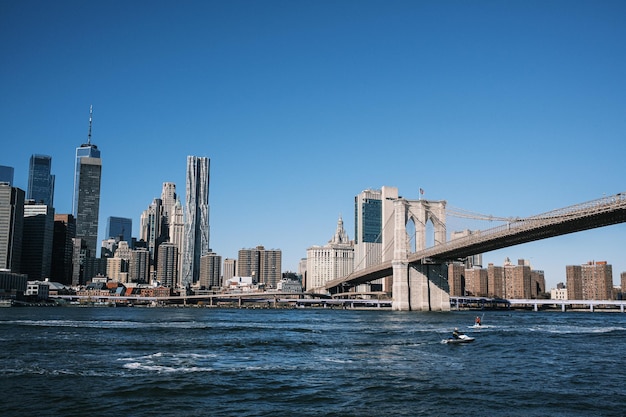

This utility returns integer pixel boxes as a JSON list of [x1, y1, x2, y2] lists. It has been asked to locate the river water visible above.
[[1, 307, 625, 416]]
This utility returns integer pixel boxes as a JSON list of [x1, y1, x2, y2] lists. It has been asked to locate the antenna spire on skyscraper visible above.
[[87, 105, 93, 144]]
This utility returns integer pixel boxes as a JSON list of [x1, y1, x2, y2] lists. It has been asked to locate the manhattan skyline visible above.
[[1, 1, 625, 289]]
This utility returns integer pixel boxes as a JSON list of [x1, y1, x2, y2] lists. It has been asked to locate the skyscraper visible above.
[[27, 154, 55, 207], [169, 197, 185, 287], [160, 182, 177, 238], [51, 214, 75, 285], [0, 184, 24, 273], [73, 106, 102, 257], [353, 186, 398, 271], [140, 198, 164, 262], [0, 165, 14, 185], [21, 202, 55, 280], [182, 156, 210, 287], [157, 243, 178, 287], [106, 216, 132, 243]]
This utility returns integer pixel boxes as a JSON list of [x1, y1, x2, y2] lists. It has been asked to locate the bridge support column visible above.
[[392, 262, 450, 311], [392, 260, 410, 311]]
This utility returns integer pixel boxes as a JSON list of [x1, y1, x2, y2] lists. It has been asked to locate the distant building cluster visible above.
[[1, 114, 622, 304], [448, 257, 546, 299], [0, 107, 299, 304]]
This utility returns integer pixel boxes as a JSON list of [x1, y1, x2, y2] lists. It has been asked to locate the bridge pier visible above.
[[392, 262, 450, 311], [391, 199, 450, 311]]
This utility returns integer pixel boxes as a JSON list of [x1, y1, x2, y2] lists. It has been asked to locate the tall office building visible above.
[[106, 216, 132, 243], [27, 154, 55, 206], [0, 184, 24, 273], [160, 182, 177, 238], [170, 197, 184, 287], [237, 246, 282, 288], [0, 165, 14, 185], [51, 214, 75, 285], [353, 187, 398, 271], [140, 198, 165, 262], [129, 248, 150, 283], [354, 186, 397, 292], [73, 106, 102, 257], [157, 243, 178, 287], [21, 202, 55, 280], [182, 156, 210, 287], [306, 216, 354, 291]]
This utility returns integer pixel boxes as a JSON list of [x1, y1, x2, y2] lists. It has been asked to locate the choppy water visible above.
[[1, 307, 625, 416]]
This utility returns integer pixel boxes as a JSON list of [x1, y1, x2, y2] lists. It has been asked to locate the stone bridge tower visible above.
[[392, 198, 450, 311]]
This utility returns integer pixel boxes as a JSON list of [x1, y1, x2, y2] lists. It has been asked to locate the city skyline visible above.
[[1, 1, 625, 289]]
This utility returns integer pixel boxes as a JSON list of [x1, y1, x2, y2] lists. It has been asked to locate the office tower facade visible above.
[[306, 216, 354, 291], [71, 238, 85, 286], [199, 252, 222, 290], [106, 256, 128, 283], [100, 238, 118, 258], [160, 182, 177, 238], [27, 154, 55, 206], [0, 184, 24, 273], [83, 257, 107, 283], [51, 214, 75, 285], [354, 187, 398, 271], [182, 156, 210, 287], [566, 261, 613, 300], [21, 202, 55, 280], [106, 216, 132, 243], [157, 243, 178, 287], [170, 198, 184, 286], [0, 165, 14, 185], [129, 248, 150, 283], [237, 246, 282, 288], [73, 107, 102, 257], [140, 198, 165, 263]]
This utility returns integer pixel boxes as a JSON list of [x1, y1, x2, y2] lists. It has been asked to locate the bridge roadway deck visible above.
[[323, 192, 626, 292], [451, 296, 626, 312], [50, 293, 391, 308]]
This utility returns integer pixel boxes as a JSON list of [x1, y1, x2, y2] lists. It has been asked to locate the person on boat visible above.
[[452, 328, 461, 339], [475, 316, 482, 326]]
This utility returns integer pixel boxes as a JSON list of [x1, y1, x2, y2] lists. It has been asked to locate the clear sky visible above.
[[1, 0, 625, 289]]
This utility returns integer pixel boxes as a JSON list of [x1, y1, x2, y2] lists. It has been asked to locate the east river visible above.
[[1, 307, 625, 416]]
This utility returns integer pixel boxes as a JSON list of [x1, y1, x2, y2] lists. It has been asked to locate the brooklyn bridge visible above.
[[318, 191, 626, 311]]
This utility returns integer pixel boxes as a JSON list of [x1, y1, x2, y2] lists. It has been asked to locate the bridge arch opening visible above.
[[405, 217, 417, 253]]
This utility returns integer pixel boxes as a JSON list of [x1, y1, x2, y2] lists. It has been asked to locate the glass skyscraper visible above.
[[182, 156, 210, 287], [27, 154, 55, 206], [106, 216, 132, 243], [73, 106, 102, 257], [0, 165, 14, 185]]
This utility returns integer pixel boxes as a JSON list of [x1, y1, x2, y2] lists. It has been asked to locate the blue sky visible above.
[[1, 0, 625, 289]]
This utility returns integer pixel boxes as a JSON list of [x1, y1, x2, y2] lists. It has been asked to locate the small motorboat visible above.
[[442, 334, 475, 344]]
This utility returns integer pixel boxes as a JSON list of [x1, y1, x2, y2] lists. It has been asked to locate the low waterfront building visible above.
[[26, 280, 50, 300], [276, 278, 302, 293], [551, 287, 568, 300]]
